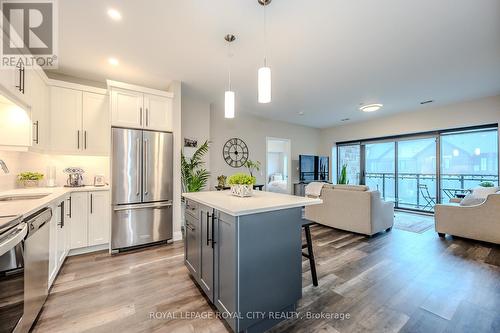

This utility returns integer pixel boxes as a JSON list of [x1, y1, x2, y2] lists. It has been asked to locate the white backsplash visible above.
[[0, 150, 109, 191]]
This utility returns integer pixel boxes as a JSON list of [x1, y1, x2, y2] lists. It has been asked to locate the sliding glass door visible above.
[[397, 138, 437, 211], [337, 125, 498, 213], [440, 129, 499, 202], [365, 142, 396, 202], [338, 145, 361, 185]]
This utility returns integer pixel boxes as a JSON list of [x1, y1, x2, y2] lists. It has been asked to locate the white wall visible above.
[[0, 150, 109, 191], [168, 81, 183, 241], [181, 86, 211, 187], [209, 105, 321, 186], [320, 95, 500, 180]]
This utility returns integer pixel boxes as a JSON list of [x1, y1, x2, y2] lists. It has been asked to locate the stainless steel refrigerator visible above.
[[111, 127, 173, 251]]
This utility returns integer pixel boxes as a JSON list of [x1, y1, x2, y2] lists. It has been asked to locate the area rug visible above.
[[394, 215, 434, 234]]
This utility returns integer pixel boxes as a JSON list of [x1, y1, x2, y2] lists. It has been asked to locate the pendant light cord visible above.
[[227, 40, 232, 91], [263, 4, 267, 66]]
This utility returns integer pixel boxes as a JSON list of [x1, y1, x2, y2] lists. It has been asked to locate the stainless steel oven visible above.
[[0, 215, 27, 333]]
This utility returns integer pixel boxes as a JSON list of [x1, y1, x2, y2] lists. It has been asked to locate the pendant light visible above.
[[258, 0, 272, 104], [224, 34, 236, 118]]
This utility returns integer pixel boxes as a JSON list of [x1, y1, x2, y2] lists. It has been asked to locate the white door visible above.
[[82, 92, 109, 155], [88, 191, 110, 246], [266, 137, 292, 194], [143, 94, 173, 131], [50, 86, 83, 153], [48, 202, 58, 285], [69, 192, 88, 249], [56, 199, 67, 268], [111, 88, 143, 129]]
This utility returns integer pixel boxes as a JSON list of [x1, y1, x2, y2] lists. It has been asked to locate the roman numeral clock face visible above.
[[223, 138, 249, 168]]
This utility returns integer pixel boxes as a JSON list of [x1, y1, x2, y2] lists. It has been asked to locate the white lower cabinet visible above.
[[49, 194, 71, 287], [69, 190, 110, 249]]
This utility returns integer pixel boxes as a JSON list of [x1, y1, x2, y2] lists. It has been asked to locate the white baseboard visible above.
[[173, 230, 183, 241], [68, 243, 109, 256]]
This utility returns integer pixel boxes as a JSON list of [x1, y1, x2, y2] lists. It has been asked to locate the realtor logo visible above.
[[1, 0, 58, 68]]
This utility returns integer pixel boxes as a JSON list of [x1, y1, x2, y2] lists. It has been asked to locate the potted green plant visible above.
[[244, 160, 261, 177], [18, 172, 44, 187], [338, 164, 349, 185], [181, 140, 210, 193], [228, 173, 256, 197]]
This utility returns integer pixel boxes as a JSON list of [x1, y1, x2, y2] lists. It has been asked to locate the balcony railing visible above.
[[364, 172, 499, 211]]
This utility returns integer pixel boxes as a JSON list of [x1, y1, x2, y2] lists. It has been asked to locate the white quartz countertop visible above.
[[182, 190, 322, 216], [0, 185, 109, 220]]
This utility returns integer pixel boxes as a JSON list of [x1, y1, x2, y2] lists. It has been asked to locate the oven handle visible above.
[[0, 223, 27, 257]]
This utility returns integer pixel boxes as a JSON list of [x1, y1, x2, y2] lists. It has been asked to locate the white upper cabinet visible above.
[[50, 84, 109, 155], [82, 92, 109, 155], [108, 81, 173, 132], [28, 70, 49, 151], [144, 93, 173, 131], [0, 94, 31, 148], [50, 86, 83, 153], [111, 87, 144, 129]]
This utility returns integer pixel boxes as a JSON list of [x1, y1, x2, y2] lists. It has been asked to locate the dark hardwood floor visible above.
[[33, 213, 500, 333]]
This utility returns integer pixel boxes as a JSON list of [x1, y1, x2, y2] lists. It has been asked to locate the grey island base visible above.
[[182, 191, 322, 333]]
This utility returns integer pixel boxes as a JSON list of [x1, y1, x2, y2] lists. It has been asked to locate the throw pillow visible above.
[[459, 194, 486, 206], [471, 186, 500, 199]]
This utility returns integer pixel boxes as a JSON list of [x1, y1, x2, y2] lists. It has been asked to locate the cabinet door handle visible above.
[[140, 107, 143, 126], [90, 194, 93, 214], [58, 201, 65, 227], [206, 212, 211, 246], [33, 121, 39, 144], [67, 197, 72, 218], [146, 108, 149, 126], [211, 212, 216, 248], [84, 130, 87, 149], [77, 130, 80, 149]]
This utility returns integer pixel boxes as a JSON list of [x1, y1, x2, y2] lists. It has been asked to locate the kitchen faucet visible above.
[[0, 159, 9, 173]]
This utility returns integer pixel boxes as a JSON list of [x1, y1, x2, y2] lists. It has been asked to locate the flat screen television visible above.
[[299, 155, 329, 182]]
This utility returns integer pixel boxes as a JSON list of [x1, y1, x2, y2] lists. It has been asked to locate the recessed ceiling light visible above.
[[108, 57, 119, 66], [359, 104, 383, 113], [107, 8, 122, 21], [298, 111, 304, 116]]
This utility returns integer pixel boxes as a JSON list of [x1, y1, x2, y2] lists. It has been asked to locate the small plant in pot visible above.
[[228, 173, 256, 197], [18, 172, 44, 187]]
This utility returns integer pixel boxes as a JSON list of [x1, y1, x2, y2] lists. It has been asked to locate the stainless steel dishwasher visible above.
[[19, 208, 52, 333]]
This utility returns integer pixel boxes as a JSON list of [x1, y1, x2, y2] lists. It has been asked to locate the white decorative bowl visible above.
[[230, 184, 253, 197]]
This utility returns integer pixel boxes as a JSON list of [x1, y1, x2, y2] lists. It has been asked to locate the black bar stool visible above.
[[302, 221, 318, 287]]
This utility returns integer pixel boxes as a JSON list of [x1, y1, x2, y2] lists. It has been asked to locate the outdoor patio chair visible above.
[[418, 184, 436, 210]]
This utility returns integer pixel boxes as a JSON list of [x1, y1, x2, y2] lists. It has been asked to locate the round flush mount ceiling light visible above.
[[359, 104, 383, 113], [107, 8, 122, 20], [108, 57, 119, 66]]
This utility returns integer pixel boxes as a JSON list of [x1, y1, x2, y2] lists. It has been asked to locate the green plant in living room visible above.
[[338, 164, 349, 185], [479, 181, 495, 187], [244, 160, 261, 177], [18, 172, 44, 187], [228, 173, 256, 186], [181, 140, 210, 192]]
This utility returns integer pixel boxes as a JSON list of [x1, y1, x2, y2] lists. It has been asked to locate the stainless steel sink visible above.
[[0, 194, 50, 201]]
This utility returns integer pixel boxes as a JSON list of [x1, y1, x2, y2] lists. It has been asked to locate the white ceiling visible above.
[[52, 0, 500, 128]]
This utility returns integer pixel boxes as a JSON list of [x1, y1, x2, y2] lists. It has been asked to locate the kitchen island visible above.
[[182, 190, 321, 333]]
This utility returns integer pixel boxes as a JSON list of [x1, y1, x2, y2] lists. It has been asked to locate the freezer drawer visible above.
[[111, 202, 172, 250]]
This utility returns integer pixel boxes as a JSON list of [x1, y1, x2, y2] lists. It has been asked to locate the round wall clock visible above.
[[223, 138, 249, 168]]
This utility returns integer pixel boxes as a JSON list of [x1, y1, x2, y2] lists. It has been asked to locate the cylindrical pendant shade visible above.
[[258, 66, 271, 103], [225, 90, 235, 118]]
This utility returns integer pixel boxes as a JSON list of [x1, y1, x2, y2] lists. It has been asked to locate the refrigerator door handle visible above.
[[136, 137, 141, 196], [113, 201, 172, 211], [144, 139, 148, 195]]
